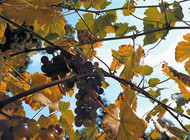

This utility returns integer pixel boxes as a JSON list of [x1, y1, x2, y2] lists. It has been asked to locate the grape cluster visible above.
[[0, 120, 66, 140], [0, 120, 30, 140], [41, 48, 105, 127], [1, 23, 40, 52], [41, 46, 73, 82], [72, 60, 104, 127]]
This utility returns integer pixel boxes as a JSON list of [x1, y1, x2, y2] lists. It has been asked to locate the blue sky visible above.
[[24, 0, 190, 132]]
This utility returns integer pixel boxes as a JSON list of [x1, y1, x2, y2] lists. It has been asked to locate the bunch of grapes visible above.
[[41, 46, 73, 82], [0, 120, 31, 139], [41, 47, 105, 127], [72, 60, 104, 127], [0, 120, 66, 140]]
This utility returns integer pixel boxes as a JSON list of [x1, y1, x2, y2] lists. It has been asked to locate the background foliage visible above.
[[0, 0, 190, 139]]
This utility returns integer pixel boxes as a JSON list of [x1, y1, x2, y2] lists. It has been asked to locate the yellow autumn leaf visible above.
[[117, 102, 147, 140], [110, 58, 123, 71], [101, 103, 147, 140], [105, 26, 115, 33], [175, 33, 190, 74], [147, 130, 162, 139], [4, 73, 30, 95]]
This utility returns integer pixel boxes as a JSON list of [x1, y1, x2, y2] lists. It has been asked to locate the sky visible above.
[[24, 0, 190, 132]]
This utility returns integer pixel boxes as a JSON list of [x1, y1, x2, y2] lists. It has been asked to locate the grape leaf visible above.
[[59, 101, 74, 133], [101, 103, 147, 139], [86, 124, 98, 140], [69, 130, 81, 140], [118, 45, 145, 83], [162, 63, 190, 99], [4, 72, 30, 95], [148, 78, 160, 88], [105, 25, 115, 33], [147, 130, 162, 139], [133, 65, 153, 76], [101, 104, 120, 140], [146, 99, 168, 122], [122, 1, 135, 16], [91, 0, 111, 10], [75, 13, 95, 31], [175, 33, 190, 74]]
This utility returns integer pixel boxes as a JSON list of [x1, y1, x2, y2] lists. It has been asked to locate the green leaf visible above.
[[115, 23, 129, 37], [122, 1, 135, 16], [112, 49, 121, 60], [92, 0, 111, 10], [133, 65, 153, 75], [45, 33, 59, 40], [69, 130, 81, 140], [148, 78, 160, 87], [172, 1, 184, 21], [86, 124, 98, 140], [143, 24, 157, 45], [59, 101, 75, 132], [75, 13, 95, 31], [186, 109, 190, 116], [95, 66, 109, 88], [73, 45, 92, 61]]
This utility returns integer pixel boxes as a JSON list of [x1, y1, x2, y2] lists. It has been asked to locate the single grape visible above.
[[83, 119, 91, 127], [54, 124, 63, 135], [75, 119, 83, 127], [13, 123, 29, 138], [94, 62, 99, 67], [41, 56, 49, 64], [46, 46, 54, 54], [41, 64, 48, 73], [83, 95, 91, 102], [61, 50, 72, 59], [66, 81, 74, 89], [98, 87, 104, 94], [59, 71, 66, 78], [41, 132, 56, 140], [82, 61, 93, 73], [0, 120, 11, 132], [51, 75, 59, 81], [74, 107, 82, 114]]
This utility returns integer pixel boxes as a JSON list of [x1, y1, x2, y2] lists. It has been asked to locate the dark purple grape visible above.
[[75, 119, 83, 127], [13, 123, 29, 138], [41, 56, 49, 64], [61, 50, 73, 59], [98, 88, 104, 94], [41, 64, 48, 73], [54, 124, 63, 135], [66, 81, 74, 89], [46, 46, 54, 54], [83, 61, 93, 72], [59, 71, 66, 78], [51, 75, 59, 81]]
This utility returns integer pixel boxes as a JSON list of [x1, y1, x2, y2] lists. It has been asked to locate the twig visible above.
[[143, 78, 170, 89], [31, 106, 45, 119], [69, 0, 93, 35], [10, 48, 46, 57], [52, 0, 189, 14]]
